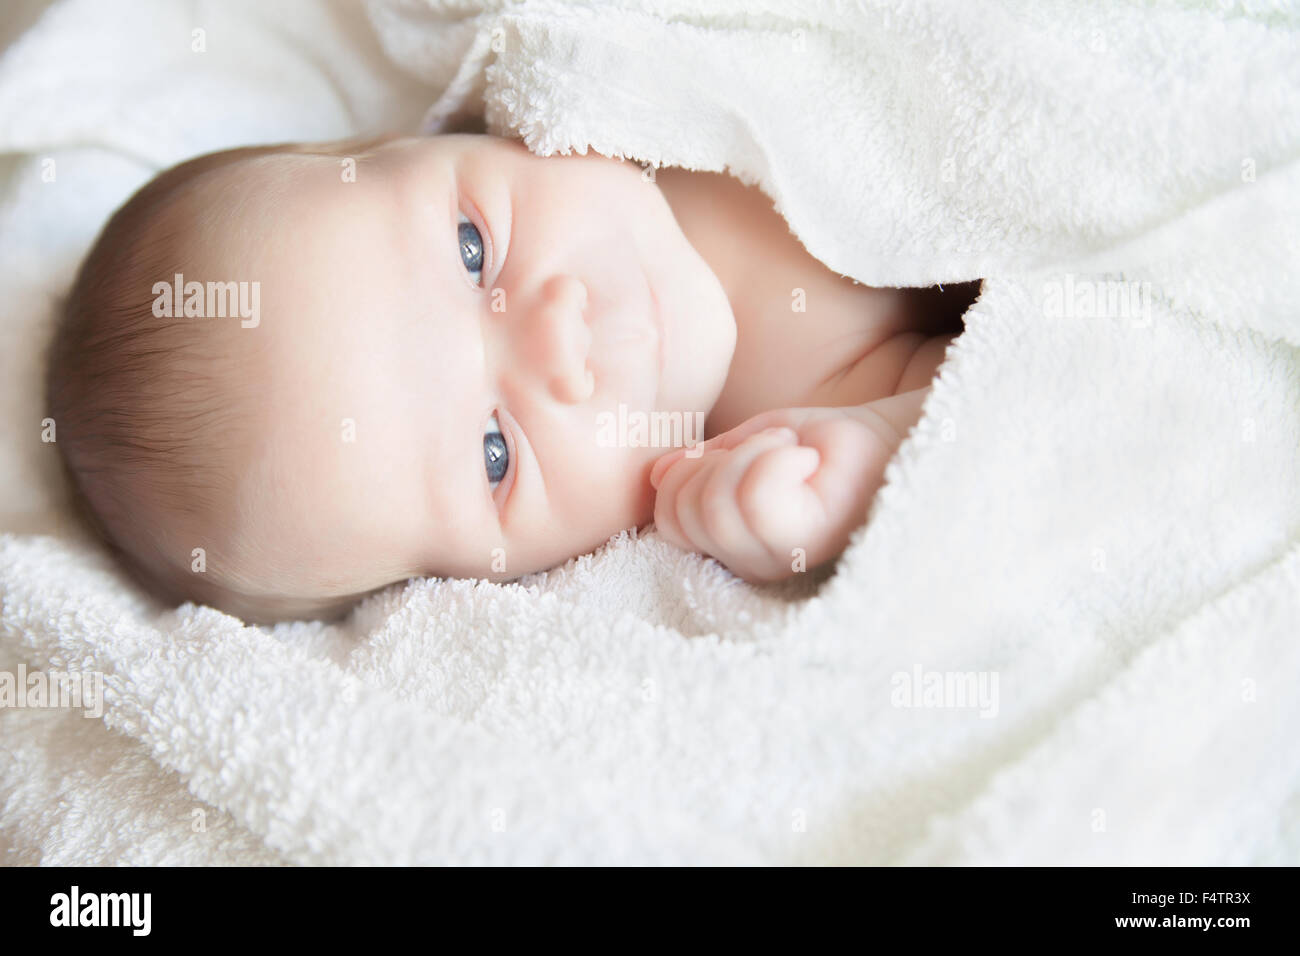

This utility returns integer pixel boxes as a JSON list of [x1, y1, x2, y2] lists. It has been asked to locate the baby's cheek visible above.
[[586, 445, 658, 531]]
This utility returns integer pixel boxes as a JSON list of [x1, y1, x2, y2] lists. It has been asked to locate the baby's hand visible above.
[[649, 406, 900, 582]]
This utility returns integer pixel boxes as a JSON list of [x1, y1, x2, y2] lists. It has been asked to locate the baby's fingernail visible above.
[[765, 427, 797, 442]]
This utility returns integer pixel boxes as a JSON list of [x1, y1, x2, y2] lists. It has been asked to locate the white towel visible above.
[[2, 0, 1298, 864]]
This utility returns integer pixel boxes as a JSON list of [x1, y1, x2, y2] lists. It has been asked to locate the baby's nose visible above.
[[532, 274, 593, 403]]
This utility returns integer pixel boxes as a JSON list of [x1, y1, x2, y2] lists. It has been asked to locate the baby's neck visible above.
[[656, 167, 962, 437]]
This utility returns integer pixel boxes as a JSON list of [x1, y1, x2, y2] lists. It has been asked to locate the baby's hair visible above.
[[46, 135, 398, 625]]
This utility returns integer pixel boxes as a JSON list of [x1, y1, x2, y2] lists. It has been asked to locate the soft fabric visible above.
[[1, 0, 1298, 864]]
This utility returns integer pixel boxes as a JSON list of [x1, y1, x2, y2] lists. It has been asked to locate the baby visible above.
[[46, 132, 976, 624]]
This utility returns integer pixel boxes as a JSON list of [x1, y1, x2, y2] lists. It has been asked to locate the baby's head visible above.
[[47, 133, 737, 623]]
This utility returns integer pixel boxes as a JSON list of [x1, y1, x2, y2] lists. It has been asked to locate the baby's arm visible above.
[[649, 388, 932, 582]]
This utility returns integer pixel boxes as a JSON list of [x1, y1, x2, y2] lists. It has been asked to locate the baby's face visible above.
[[183, 134, 736, 603]]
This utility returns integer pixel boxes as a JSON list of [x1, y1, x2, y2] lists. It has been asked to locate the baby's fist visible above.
[[651, 408, 893, 582]]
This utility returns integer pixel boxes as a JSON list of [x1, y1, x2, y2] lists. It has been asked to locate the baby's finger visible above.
[[693, 428, 804, 575], [736, 443, 824, 565], [698, 415, 802, 460], [650, 415, 810, 489], [794, 417, 890, 527], [670, 453, 730, 559], [652, 447, 713, 549], [650, 445, 690, 490], [650, 438, 715, 489]]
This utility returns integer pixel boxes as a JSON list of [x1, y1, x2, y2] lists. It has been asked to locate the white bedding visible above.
[[1, 0, 1298, 864]]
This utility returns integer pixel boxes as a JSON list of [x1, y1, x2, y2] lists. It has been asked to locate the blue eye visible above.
[[458, 213, 484, 285], [484, 412, 508, 490]]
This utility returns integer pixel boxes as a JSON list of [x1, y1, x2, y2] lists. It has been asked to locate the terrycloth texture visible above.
[[2, 0, 1299, 864]]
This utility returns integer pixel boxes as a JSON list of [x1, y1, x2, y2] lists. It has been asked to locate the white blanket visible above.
[[2, 0, 1299, 864]]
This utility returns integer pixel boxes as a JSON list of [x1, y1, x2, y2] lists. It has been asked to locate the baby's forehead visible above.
[[185, 152, 332, 224], [166, 158, 359, 328]]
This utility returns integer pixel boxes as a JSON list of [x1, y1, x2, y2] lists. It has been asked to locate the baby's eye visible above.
[[484, 412, 509, 491], [458, 213, 485, 285]]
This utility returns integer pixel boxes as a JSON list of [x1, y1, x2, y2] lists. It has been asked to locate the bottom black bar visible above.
[[0, 864, 1287, 944]]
